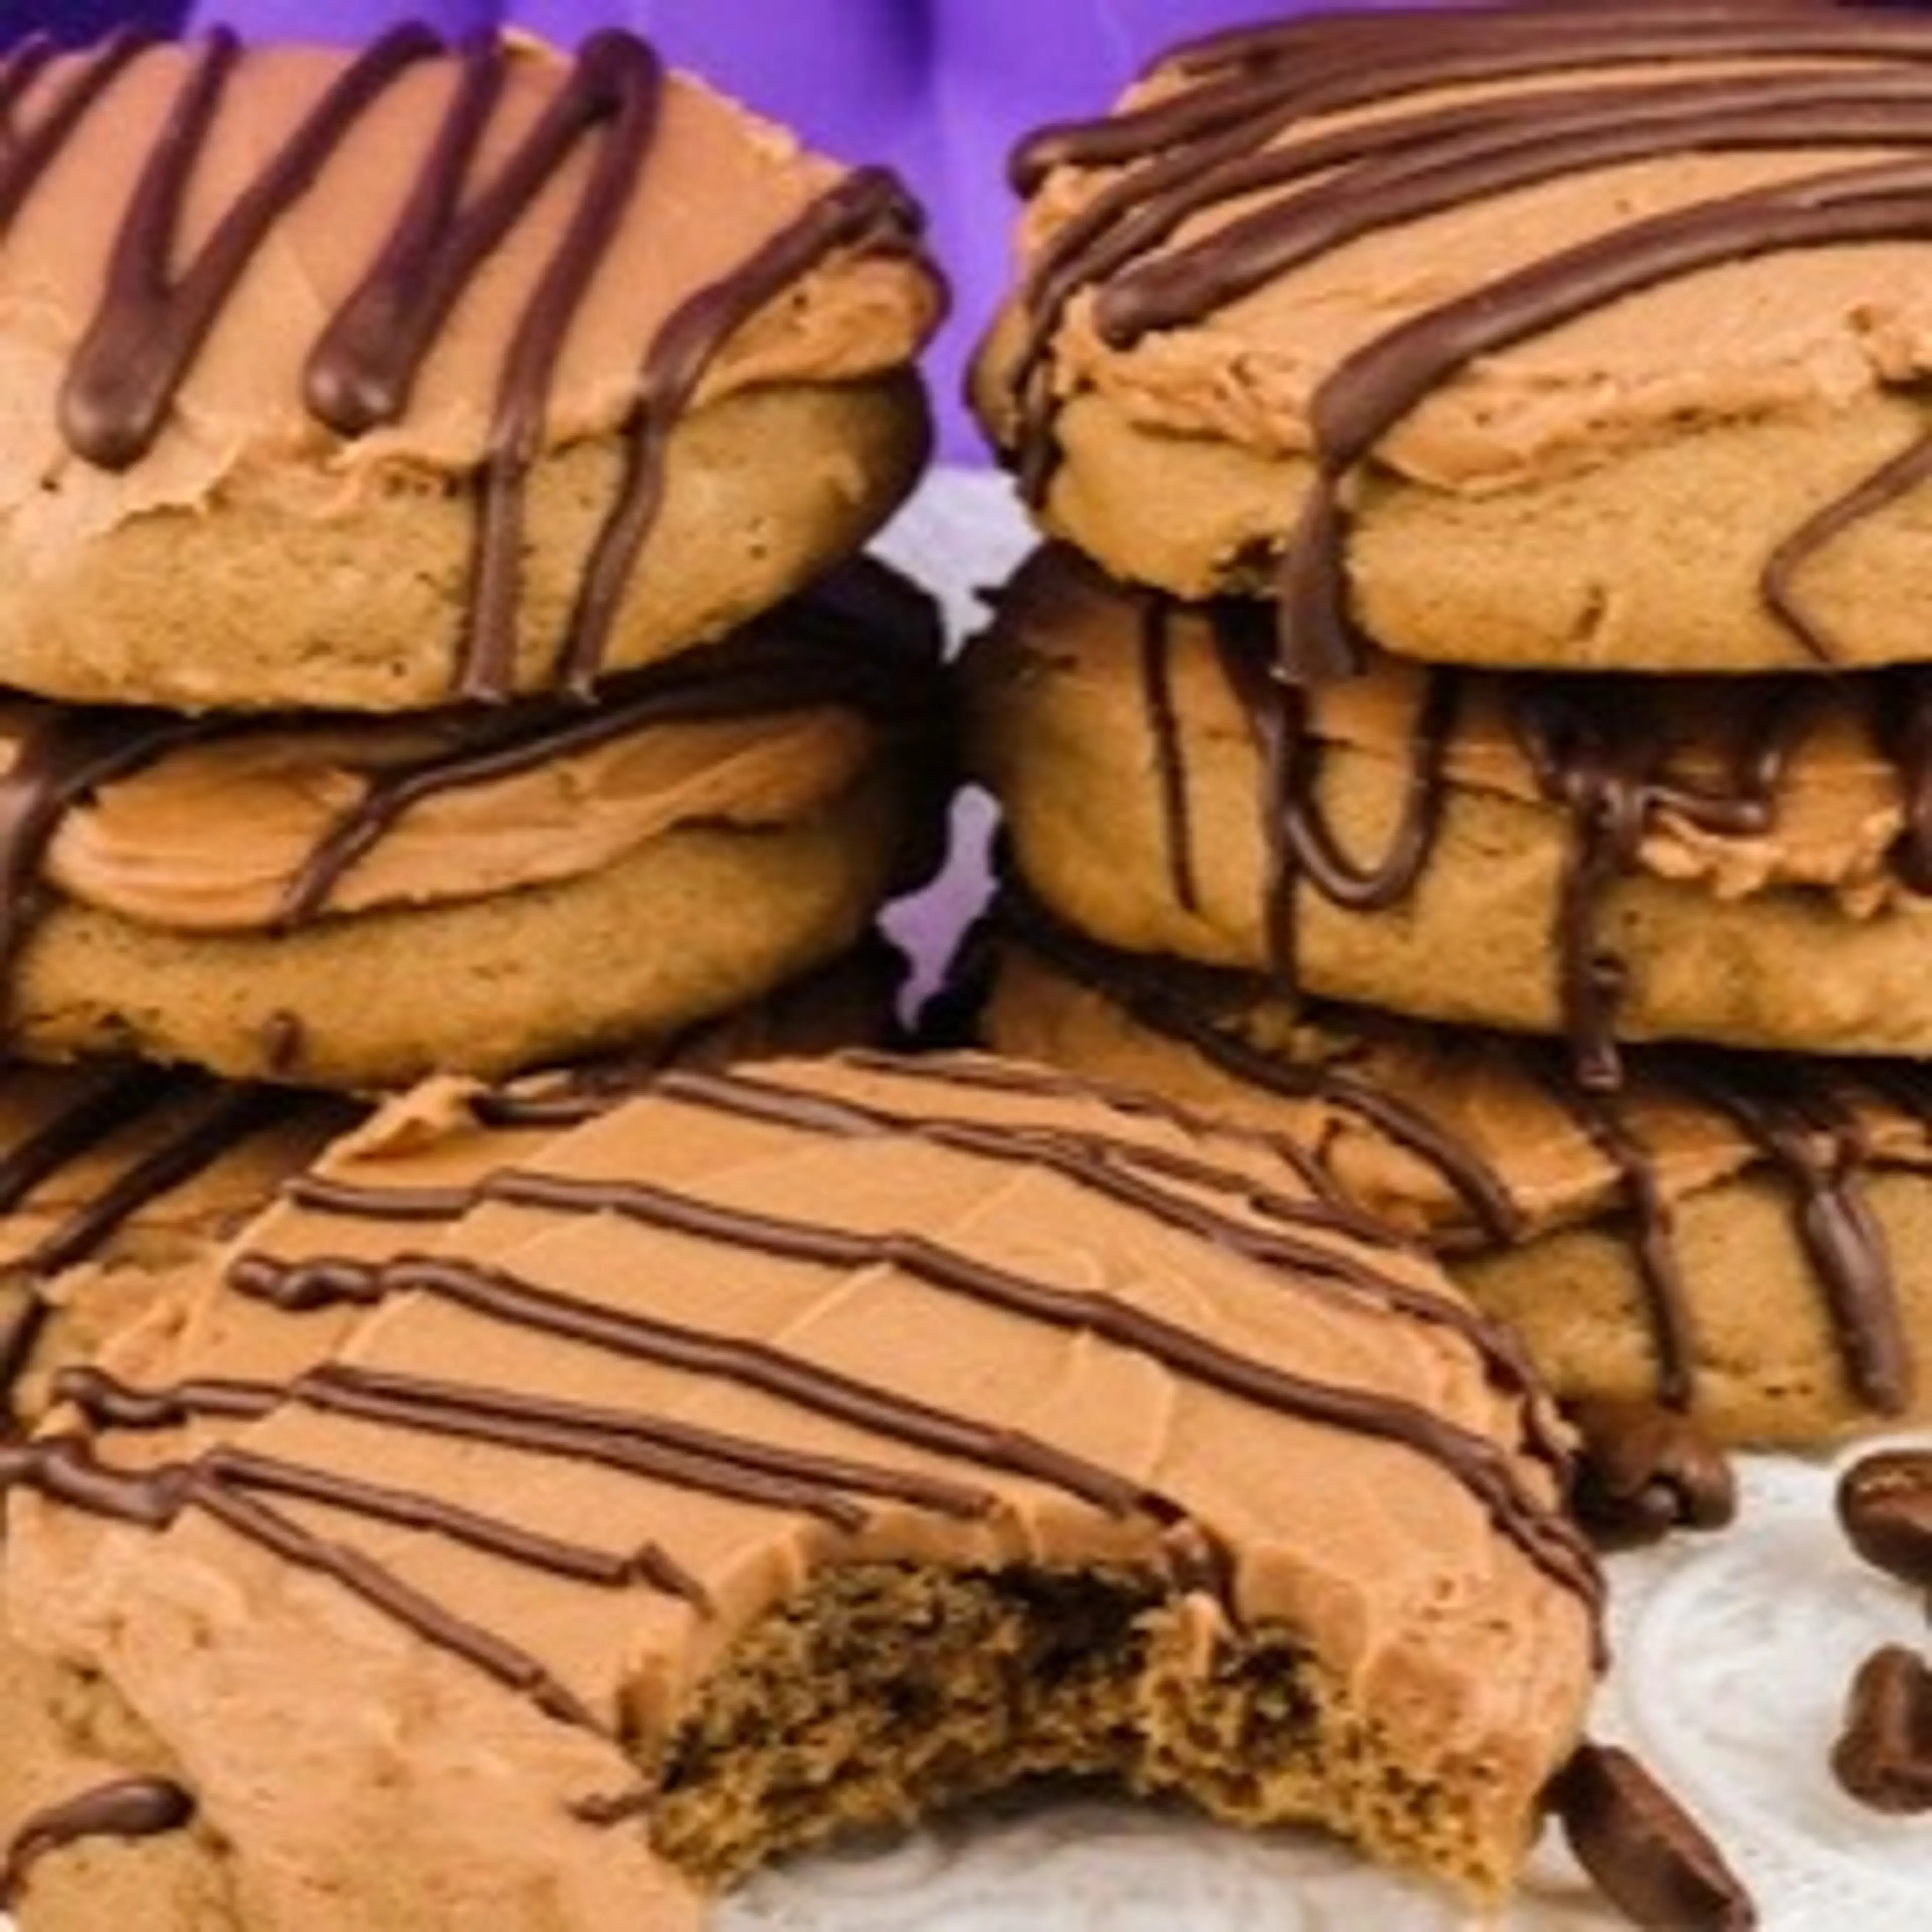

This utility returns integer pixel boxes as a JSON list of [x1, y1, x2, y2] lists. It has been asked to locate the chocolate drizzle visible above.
[[993, 891, 1929, 1422], [1, 1775, 194, 1907], [0, 1058, 1603, 1758], [271, 1107, 1596, 1609], [1000, 1, 1932, 680], [7, 28, 929, 698]]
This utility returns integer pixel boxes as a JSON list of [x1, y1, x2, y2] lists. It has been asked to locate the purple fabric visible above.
[[11, 2, 1345, 457]]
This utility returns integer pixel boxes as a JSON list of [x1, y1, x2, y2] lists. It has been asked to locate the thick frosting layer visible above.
[[2, 1052, 1597, 1927], [980, 1, 1932, 673], [967, 545, 1932, 1083], [0, 28, 943, 696], [0, 556, 939, 941]]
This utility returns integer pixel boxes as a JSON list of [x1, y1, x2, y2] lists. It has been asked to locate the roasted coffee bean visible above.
[[1567, 1399, 1737, 1550], [1549, 1741, 1755, 1930], [1836, 1450, 1932, 1590], [1831, 1645, 1932, 1815]]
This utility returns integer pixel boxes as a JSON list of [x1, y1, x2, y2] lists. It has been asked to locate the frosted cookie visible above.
[[1, 1052, 1606, 1926], [0, 559, 944, 1087], [977, 896, 1932, 1447], [963, 544, 1932, 1073], [0, 27, 941, 710], [973, 2, 1932, 677]]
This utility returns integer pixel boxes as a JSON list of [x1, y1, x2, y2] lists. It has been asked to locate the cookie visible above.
[[0, 1051, 1600, 1925], [0, 558, 945, 1087], [0, 27, 941, 710], [972, 2, 1932, 676], [962, 544, 1932, 1071], [0, 929, 910, 1435], [977, 894, 1932, 1446]]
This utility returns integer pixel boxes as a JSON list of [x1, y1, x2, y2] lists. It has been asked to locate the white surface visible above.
[[13, 472, 1932, 1928]]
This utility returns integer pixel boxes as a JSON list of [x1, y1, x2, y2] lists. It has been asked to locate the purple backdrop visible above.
[[1, 2, 1342, 456]]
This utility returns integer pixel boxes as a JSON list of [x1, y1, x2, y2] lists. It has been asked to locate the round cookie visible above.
[[962, 544, 1932, 1070], [0, 560, 947, 1087], [0, 29, 942, 710], [976, 899, 1932, 1448], [2, 1052, 1602, 1925], [973, 2, 1932, 677]]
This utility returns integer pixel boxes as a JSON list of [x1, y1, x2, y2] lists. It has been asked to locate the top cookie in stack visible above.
[[5, 25, 939, 710], [0, 25, 951, 1087], [962, 1, 1932, 1445], [974, 0, 1932, 680]]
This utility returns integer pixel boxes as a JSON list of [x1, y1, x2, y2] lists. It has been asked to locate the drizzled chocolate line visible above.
[[8, 29, 927, 697], [57, 1358, 993, 1540], [998, 895, 1928, 1420], [1661, 1053, 1908, 1413], [1528, 1072, 1699, 1414], [273, 563, 939, 924], [0, 707, 222, 1018], [0, 31, 147, 232], [1001, 2, 1932, 679], [270, 1161, 1597, 1607], [1, 1776, 194, 1908], [556, 163, 924, 697], [840, 1036, 1351, 1206], [304, 31, 662, 699], [1140, 593, 1199, 913], [1201, 595, 1457, 1006], [998, 877, 1523, 1245], [61, 26, 441, 470]]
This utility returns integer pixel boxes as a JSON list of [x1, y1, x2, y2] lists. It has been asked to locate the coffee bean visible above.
[[1549, 1741, 1755, 1930], [1831, 1645, 1932, 1815], [1836, 1450, 1932, 1590], [1567, 1399, 1736, 1550]]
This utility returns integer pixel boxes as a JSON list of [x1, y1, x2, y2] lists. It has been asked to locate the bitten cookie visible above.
[[0, 559, 945, 1087], [1, 1053, 1600, 1927], [973, 2, 1932, 677], [979, 898, 1932, 1447], [963, 544, 1932, 1071], [0, 27, 942, 710]]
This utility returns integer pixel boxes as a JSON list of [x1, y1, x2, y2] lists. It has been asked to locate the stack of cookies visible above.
[[0, 25, 949, 1424], [965, 0, 1932, 1457]]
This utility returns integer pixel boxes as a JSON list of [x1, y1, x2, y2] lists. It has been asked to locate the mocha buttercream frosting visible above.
[[0, 1052, 1599, 1925]]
